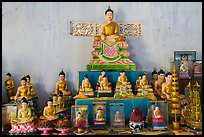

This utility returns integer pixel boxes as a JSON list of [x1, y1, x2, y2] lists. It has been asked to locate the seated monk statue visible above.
[[11, 97, 34, 124], [161, 71, 173, 100], [99, 75, 111, 91], [116, 70, 131, 88], [94, 6, 126, 44], [10, 76, 32, 102], [153, 106, 164, 118], [79, 75, 93, 92], [55, 94, 67, 113], [25, 74, 36, 97], [51, 69, 72, 97], [5, 72, 15, 102], [40, 99, 59, 121]]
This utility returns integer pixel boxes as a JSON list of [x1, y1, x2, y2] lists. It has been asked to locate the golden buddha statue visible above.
[[94, 6, 126, 43], [79, 75, 93, 92], [52, 94, 58, 109], [40, 99, 59, 121], [51, 70, 72, 97], [116, 70, 131, 87], [154, 68, 165, 99], [99, 75, 111, 90], [25, 74, 36, 97], [161, 71, 173, 100], [11, 98, 34, 124], [135, 75, 142, 90], [97, 70, 106, 84], [5, 73, 15, 102], [10, 76, 32, 101], [139, 73, 151, 88], [55, 94, 67, 113]]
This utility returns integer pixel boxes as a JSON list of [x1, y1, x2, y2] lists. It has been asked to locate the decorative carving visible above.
[[70, 21, 143, 37]]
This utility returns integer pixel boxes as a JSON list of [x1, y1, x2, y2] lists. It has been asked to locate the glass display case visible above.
[[109, 103, 125, 131], [71, 105, 88, 135], [147, 101, 169, 131], [92, 102, 106, 129]]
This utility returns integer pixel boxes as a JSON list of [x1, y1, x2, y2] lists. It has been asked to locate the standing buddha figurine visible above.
[[5, 73, 15, 102], [51, 69, 72, 97]]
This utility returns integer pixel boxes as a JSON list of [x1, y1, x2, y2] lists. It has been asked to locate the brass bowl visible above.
[[171, 97, 179, 102], [171, 109, 181, 114], [94, 36, 101, 41], [171, 103, 181, 108]]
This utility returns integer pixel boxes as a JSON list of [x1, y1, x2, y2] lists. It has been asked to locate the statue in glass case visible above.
[[93, 102, 106, 129], [114, 110, 122, 122]]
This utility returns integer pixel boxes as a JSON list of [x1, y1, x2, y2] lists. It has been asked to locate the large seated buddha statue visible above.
[[114, 70, 133, 98], [50, 70, 72, 97], [40, 99, 59, 121], [11, 97, 34, 124], [10, 76, 32, 102], [94, 6, 125, 43], [87, 6, 136, 71]]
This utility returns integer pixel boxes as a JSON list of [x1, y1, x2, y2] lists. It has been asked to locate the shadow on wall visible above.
[[66, 70, 76, 96]]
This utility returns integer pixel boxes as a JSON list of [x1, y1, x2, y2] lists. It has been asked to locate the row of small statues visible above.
[[5, 70, 72, 103], [79, 68, 175, 100]]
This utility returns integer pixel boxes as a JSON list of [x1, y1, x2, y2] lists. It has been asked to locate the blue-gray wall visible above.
[[2, 2, 202, 109]]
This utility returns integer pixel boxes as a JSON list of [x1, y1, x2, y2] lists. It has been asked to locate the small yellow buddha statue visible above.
[[52, 94, 58, 110], [5, 73, 15, 102], [161, 71, 173, 100], [79, 75, 93, 92], [25, 74, 36, 97], [51, 69, 72, 97], [135, 75, 142, 90], [40, 99, 59, 121], [10, 76, 32, 101], [139, 73, 151, 88], [94, 6, 126, 43], [116, 70, 131, 87], [154, 68, 165, 99], [11, 97, 34, 124], [56, 94, 67, 113], [99, 75, 111, 90], [98, 70, 106, 84], [95, 108, 104, 121]]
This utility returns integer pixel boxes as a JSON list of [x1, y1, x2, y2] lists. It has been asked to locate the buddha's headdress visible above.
[[21, 97, 28, 104], [21, 76, 27, 82], [59, 68, 65, 76], [165, 69, 172, 77], [105, 5, 114, 15], [151, 68, 157, 75], [6, 73, 11, 77], [26, 74, 30, 79], [158, 67, 165, 75]]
